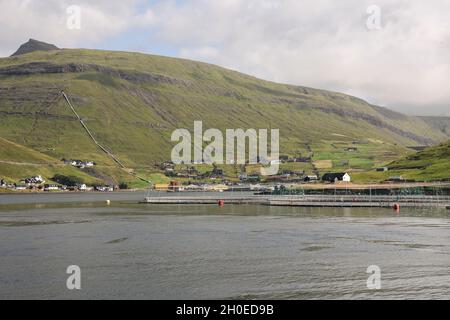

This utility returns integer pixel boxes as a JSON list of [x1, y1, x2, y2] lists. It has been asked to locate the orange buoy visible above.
[[218, 200, 225, 207], [393, 203, 400, 211]]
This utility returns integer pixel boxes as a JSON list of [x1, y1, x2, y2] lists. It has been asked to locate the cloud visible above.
[[1, 0, 449, 115], [141, 0, 450, 115], [0, 0, 138, 56]]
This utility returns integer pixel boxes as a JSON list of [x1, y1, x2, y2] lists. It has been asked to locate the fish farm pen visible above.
[[269, 185, 450, 197], [143, 193, 450, 209]]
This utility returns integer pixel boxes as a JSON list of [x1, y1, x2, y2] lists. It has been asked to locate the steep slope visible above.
[[11, 39, 59, 57], [0, 136, 56, 163], [420, 116, 450, 137], [0, 45, 448, 184]]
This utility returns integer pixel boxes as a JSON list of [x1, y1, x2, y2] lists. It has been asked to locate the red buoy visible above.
[[218, 200, 225, 207], [393, 203, 400, 211]]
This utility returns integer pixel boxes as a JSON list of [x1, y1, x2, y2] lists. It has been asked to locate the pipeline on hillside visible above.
[[61, 91, 151, 184]]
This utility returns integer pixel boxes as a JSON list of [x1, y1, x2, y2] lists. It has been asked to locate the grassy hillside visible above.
[[353, 141, 450, 182], [0, 46, 448, 184], [388, 141, 450, 181], [0, 136, 170, 187], [0, 136, 55, 163], [0, 137, 102, 184]]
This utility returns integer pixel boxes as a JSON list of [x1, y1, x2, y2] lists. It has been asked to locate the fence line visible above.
[[61, 91, 151, 184]]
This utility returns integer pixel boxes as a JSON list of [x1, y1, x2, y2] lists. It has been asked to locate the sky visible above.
[[0, 0, 449, 116]]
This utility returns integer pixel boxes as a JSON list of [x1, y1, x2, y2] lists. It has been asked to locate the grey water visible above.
[[0, 192, 449, 300]]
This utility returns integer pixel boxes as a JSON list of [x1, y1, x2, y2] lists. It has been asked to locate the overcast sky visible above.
[[1, 0, 449, 116]]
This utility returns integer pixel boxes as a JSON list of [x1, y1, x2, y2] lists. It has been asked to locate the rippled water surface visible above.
[[0, 192, 449, 300]]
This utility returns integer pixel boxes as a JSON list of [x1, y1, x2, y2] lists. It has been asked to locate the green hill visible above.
[[0, 137, 102, 184], [388, 141, 450, 181], [353, 141, 450, 182], [0, 41, 448, 185], [0, 136, 56, 163]]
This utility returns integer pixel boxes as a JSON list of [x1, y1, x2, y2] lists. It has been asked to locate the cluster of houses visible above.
[[162, 162, 226, 180], [239, 171, 319, 183], [153, 172, 354, 193], [158, 160, 355, 185], [221, 170, 351, 184], [23, 175, 45, 185], [256, 172, 351, 183], [63, 159, 95, 169], [0, 174, 114, 192], [239, 172, 352, 184]]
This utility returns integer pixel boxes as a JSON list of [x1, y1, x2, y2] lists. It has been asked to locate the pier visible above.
[[142, 196, 268, 205]]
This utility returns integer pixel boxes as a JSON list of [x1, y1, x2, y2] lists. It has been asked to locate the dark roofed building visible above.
[[322, 172, 351, 183]]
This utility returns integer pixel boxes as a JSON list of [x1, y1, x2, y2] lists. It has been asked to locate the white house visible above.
[[342, 173, 351, 182], [78, 184, 93, 191]]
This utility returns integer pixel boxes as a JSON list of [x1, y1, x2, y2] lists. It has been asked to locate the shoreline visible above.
[[2, 181, 449, 194], [0, 189, 145, 195]]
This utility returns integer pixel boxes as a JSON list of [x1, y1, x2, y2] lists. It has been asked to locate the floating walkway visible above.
[[142, 195, 450, 208], [142, 196, 268, 205]]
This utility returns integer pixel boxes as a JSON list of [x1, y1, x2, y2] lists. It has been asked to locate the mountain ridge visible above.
[[11, 39, 59, 57]]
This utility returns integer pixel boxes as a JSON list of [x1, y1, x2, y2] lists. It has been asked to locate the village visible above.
[[0, 175, 115, 192], [152, 156, 356, 192], [0, 158, 115, 192], [0, 155, 352, 193], [0, 150, 416, 194], [0, 155, 412, 194]]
